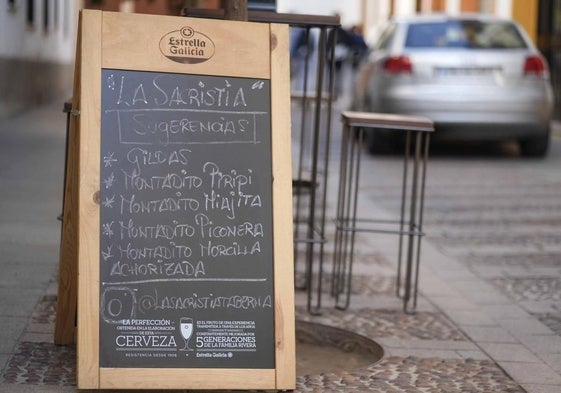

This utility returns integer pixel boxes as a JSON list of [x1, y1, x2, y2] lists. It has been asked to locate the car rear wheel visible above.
[[519, 131, 550, 158]]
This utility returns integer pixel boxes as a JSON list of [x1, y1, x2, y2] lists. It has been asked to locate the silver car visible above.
[[354, 14, 554, 157]]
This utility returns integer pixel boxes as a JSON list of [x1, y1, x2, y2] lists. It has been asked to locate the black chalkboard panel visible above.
[[99, 69, 274, 369]]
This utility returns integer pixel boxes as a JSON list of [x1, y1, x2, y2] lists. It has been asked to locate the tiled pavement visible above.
[[0, 106, 560, 392]]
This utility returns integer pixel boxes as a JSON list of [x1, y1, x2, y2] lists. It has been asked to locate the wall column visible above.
[[393, 0, 416, 16], [446, 0, 461, 14], [496, 0, 513, 17], [512, 0, 538, 43], [363, 0, 392, 45]]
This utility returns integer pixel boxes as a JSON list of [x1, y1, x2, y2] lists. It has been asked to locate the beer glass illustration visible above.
[[179, 317, 194, 351]]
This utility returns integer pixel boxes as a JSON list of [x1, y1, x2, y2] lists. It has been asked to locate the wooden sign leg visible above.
[[54, 113, 79, 345], [54, 16, 82, 345]]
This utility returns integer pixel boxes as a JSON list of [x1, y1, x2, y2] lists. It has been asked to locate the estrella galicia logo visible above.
[[159, 26, 215, 64]]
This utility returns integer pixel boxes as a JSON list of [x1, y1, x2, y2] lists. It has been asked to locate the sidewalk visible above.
[[0, 105, 560, 392], [0, 104, 68, 392]]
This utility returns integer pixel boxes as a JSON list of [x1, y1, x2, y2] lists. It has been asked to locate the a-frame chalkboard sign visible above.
[[55, 10, 295, 390]]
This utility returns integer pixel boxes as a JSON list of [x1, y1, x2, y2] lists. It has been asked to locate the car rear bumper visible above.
[[375, 83, 553, 140]]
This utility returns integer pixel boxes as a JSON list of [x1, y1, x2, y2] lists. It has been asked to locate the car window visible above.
[[405, 20, 527, 49]]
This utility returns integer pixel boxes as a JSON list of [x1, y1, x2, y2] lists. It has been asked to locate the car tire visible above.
[[519, 131, 550, 158]]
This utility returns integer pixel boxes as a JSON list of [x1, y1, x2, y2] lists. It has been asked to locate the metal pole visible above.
[[396, 131, 411, 298], [412, 132, 431, 310], [332, 119, 350, 297], [306, 27, 328, 314], [224, 0, 248, 21], [294, 27, 312, 290]]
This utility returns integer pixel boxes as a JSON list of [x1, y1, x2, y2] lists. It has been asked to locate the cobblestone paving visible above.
[[296, 307, 466, 341], [534, 313, 561, 335], [492, 277, 561, 302], [3, 293, 523, 392], [464, 252, 561, 267], [2, 342, 523, 393], [296, 357, 525, 392], [295, 273, 397, 297], [1, 342, 76, 386], [429, 233, 561, 247]]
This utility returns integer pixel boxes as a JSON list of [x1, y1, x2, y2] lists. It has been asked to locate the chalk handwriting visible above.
[[102, 245, 114, 261], [121, 169, 202, 191], [110, 260, 206, 278], [103, 152, 118, 168], [119, 219, 195, 241], [126, 147, 191, 173], [103, 172, 116, 189], [203, 162, 253, 195], [137, 290, 272, 312], [101, 286, 137, 324], [251, 80, 265, 90], [200, 240, 261, 258], [120, 194, 199, 215], [106, 74, 116, 91], [118, 242, 192, 261], [130, 113, 251, 145], [115, 75, 248, 108], [203, 189, 262, 220], [102, 195, 116, 208], [194, 213, 263, 239], [102, 221, 115, 238]]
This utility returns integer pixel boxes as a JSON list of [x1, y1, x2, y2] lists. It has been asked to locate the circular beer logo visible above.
[[180, 26, 194, 38], [160, 26, 215, 64]]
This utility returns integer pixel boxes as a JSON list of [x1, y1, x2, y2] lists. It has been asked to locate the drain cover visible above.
[[296, 320, 383, 375]]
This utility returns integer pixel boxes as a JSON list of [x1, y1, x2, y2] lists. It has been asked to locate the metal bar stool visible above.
[[332, 111, 434, 313]]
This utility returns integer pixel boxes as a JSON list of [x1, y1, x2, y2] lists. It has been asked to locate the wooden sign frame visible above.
[[64, 10, 294, 390]]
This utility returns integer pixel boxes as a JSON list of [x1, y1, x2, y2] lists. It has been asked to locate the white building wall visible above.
[[277, 0, 362, 27], [393, 0, 416, 16], [1, 0, 78, 63], [446, 0, 461, 14], [278, 0, 517, 46], [363, 0, 391, 45], [495, 0, 513, 18], [0, 0, 80, 117]]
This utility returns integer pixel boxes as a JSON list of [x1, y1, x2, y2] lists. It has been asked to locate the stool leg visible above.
[[305, 28, 329, 315], [332, 122, 350, 297], [404, 131, 422, 313], [336, 127, 362, 310], [396, 131, 411, 299], [411, 132, 431, 310], [315, 45, 335, 310], [335, 125, 356, 306]]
